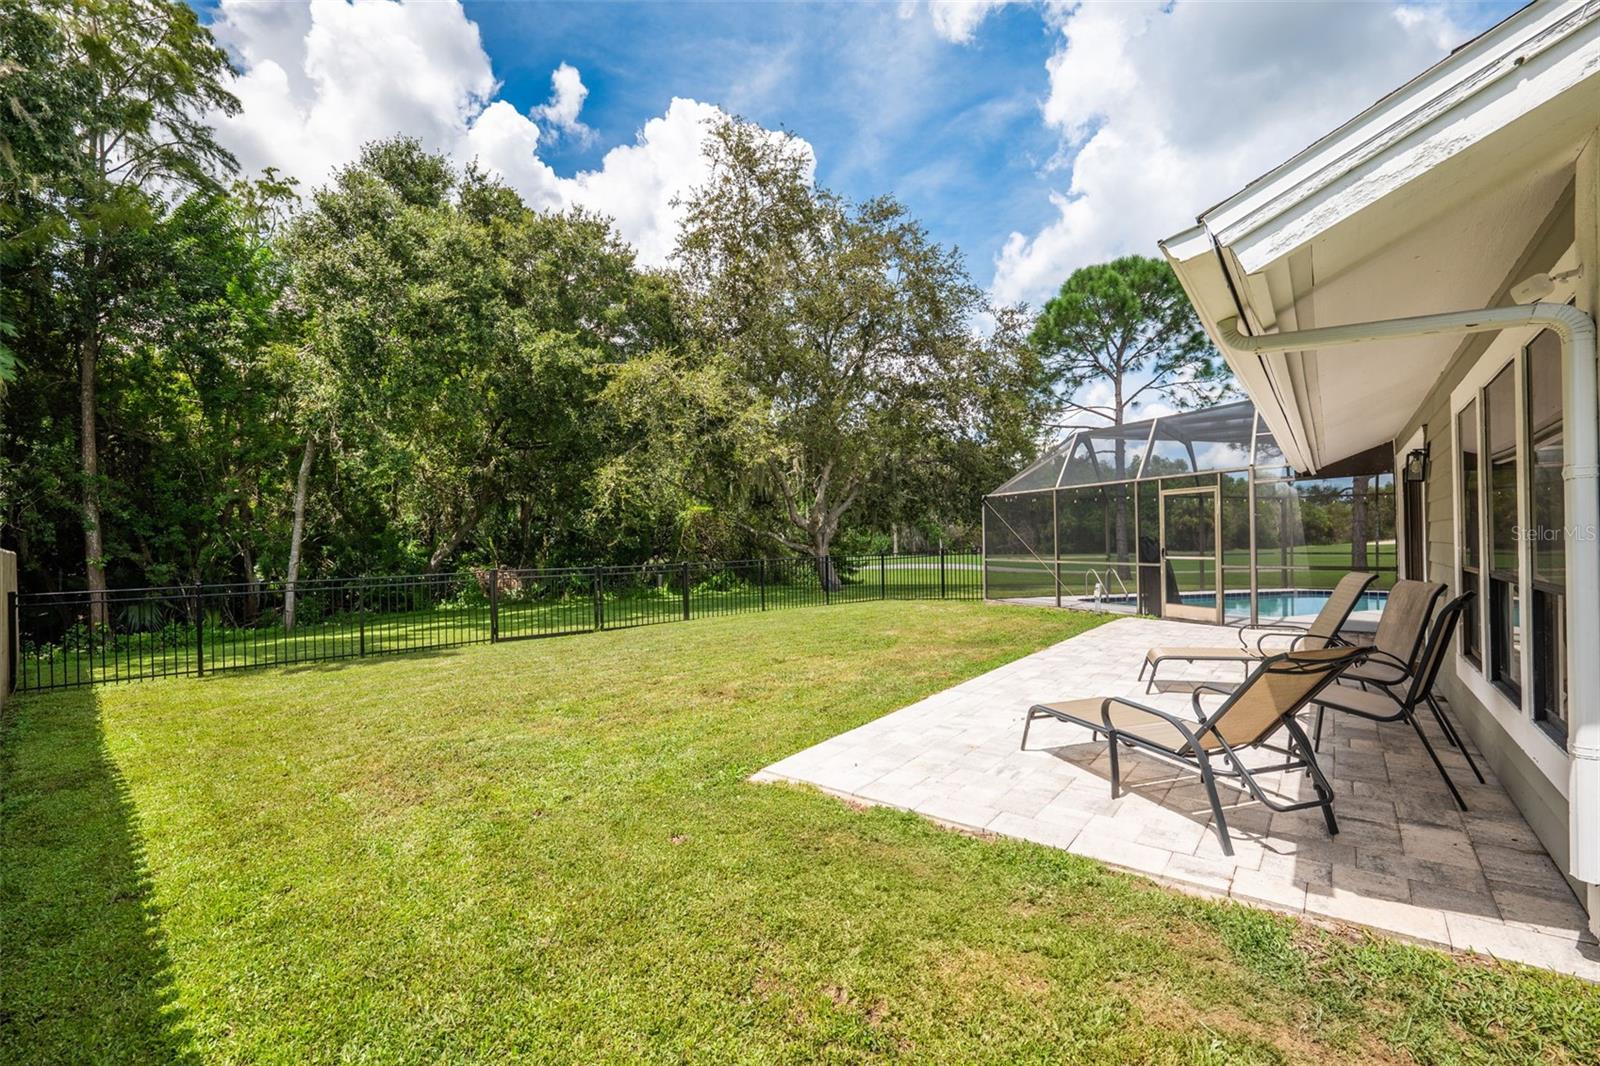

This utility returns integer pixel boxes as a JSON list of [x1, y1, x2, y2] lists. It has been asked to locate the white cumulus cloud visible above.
[[913, 0, 1014, 44], [206, 0, 806, 267], [532, 62, 593, 143], [977, 1, 1471, 307]]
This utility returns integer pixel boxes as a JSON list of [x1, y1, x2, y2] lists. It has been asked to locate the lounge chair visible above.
[[1311, 590, 1480, 809], [1022, 646, 1366, 856], [1334, 578, 1484, 784], [1140, 572, 1376, 691], [1339, 579, 1444, 689]]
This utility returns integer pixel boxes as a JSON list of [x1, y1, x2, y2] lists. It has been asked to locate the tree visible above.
[[1032, 255, 1233, 442], [1031, 255, 1234, 566], [28, 0, 238, 622], [603, 117, 1008, 583], [284, 138, 664, 586], [0, 0, 85, 391]]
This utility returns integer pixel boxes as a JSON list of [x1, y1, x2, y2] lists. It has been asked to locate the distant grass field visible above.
[[4, 602, 1596, 1063], [987, 542, 1397, 601]]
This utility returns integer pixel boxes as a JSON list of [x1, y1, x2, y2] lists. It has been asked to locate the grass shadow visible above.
[[0, 688, 198, 1063], [273, 643, 468, 676]]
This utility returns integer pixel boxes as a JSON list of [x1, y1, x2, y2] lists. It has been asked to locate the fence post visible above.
[[880, 552, 887, 599], [681, 561, 691, 621], [193, 583, 204, 678], [6, 591, 16, 695], [940, 544, 947, 599], [358, 583, 366, 657], [489, 567, 500, 643], [758, 558, 767, 611], [593, 565, 604, 630], [822, 557, 831, 606]]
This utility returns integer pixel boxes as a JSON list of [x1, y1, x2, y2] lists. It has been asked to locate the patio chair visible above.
[[1310, 590, 1478, 810], [1337, 579, 1485, 785], [1139, 572, 1376, 691], [1022, 646, 1366, 856], [1340, 579, 1443, 688]]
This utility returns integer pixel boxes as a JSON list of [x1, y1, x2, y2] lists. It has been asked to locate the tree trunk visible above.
[[1350, 475, 1370, 571], [1112, 433, 1129, 571], [427, 504, 479, 573], [812, 532, 842, 592], [79, 317, 108, 627], [284, 435, 316, 632]]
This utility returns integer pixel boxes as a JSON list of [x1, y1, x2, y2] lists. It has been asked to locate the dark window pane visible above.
[[1459, 400, 1480, 571], [1489, 574, 1522, 697], [1532, 587, 1567, 743], [1527, 330, 1565, 585], [1458, 398, 1482, 667], [1486, 364, 1518, 574], [1484, 364, 1520, 698], [1527, 329, 1565, 739]]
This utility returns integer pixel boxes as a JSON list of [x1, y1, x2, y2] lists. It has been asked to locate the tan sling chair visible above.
[[1023, 646, 1366, 856], [1140, 572, 1376, 691]]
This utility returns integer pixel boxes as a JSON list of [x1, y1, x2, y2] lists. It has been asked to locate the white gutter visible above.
[[1219, 302, 1600, 886]]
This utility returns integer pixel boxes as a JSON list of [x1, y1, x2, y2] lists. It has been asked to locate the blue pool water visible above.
[[1184, 589, 1389, 618]]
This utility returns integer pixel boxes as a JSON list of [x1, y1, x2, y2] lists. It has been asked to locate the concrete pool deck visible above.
[[755, 615, 1600, 980]]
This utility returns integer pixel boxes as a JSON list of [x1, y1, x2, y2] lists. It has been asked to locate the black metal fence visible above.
[[7, 551, 980, 692]]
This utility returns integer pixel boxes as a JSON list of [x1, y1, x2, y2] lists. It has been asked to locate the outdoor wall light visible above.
[[1404, 446, 1430, 483]]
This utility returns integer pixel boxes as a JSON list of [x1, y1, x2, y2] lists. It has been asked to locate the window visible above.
[[1526, 330, 1566, 742], [1484, 364, 1521, 700], [1457, 401, 1481, 666]]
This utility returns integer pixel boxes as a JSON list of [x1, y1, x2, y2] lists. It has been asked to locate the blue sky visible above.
[[196, 1, 1524, 309], [458, 1, 1062, 276]]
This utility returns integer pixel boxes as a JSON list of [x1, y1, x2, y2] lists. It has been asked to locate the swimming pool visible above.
[[1094, 587, 1390, 619], [1190, 589, 1389, 619]]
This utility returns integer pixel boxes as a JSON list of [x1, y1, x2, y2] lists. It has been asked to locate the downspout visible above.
[[1218, 303, 1600, 889]]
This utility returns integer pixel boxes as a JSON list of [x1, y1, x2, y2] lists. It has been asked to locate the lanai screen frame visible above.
[[981, 399, 1397, 622]]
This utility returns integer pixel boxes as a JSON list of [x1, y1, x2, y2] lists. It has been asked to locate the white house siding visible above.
[[1387, 156, 1592, 898]]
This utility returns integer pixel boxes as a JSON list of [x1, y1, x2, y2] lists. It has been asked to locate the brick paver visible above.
[[754, 615, 1600, 980]]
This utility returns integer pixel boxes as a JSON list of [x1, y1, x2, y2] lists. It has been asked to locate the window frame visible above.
[[1457, 400, 1483, 668], [1483, 362, 1524, 703], [1524, 330, 1569, 745], [1450, 329, 1570, 783]]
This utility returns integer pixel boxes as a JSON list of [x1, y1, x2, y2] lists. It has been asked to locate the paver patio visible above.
[[755, 615, 1600, 980]]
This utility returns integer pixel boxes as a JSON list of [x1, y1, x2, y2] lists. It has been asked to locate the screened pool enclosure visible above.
[[982, 400, 1397, 625]]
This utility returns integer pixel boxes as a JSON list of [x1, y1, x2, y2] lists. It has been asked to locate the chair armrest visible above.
[[1356, 649, 1411, 683], [1099, 696, 1202, 751], [1189, 684, 1233, 721], [1235, 623, 1308, 652], [1287, 631, 1351, 651], [1363, 649, 1408, 670]]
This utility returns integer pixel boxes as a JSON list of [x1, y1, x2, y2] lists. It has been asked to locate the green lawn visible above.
[[3, 602, 1595, 1062]]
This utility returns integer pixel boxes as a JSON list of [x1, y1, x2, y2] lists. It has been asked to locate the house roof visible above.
[[1160, 0, 1600, 472]]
